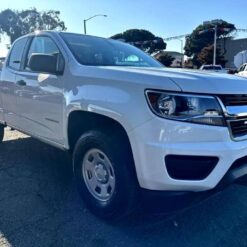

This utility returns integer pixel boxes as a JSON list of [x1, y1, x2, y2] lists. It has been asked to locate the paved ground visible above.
[[0, 128, 247, 247]]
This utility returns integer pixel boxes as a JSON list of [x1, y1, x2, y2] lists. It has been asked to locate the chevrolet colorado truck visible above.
[[1, 31, 247, 219]]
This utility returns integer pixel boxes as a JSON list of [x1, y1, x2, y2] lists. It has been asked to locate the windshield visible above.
[[60, 33, 162, 67], [202, 65, 222, 70]]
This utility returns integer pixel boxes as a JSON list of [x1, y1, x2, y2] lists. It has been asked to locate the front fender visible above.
[[64, 83, 153, 132]]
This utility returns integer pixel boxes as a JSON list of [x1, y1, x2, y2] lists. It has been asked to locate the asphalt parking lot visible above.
[[0, 128, 247, 247]]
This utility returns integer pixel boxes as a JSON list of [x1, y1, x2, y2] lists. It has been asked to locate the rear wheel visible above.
[[73, 130, 139, 220]]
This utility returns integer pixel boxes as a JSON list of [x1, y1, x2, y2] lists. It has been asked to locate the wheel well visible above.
[[68, 111, 130, 152], [68, 110, 139, 187]]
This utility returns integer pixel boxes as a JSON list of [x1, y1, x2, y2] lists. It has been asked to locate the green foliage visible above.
[[0, 8, 66, 43], [184, 20, 235, 66], [111, 29, 155, 42], [111, 29, 166, 54], [197, 44, 227, 66], [155, 52, 175, 67]]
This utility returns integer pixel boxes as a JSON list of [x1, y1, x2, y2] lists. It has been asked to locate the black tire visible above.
[[73, 130, 139, 220], [0, 125, 4, 143]]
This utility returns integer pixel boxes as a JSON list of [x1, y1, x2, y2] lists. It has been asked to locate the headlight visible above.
[[146, 90, 226, 126]]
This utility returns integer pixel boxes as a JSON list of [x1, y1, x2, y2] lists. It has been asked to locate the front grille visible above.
[[229, 118, 247, 138], [218, 95, 247, 106], [217, 95, 247, 139]]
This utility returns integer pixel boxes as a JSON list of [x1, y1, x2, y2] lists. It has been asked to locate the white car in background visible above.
[[237, 63, 247, 78], [200, 65, 228, 73]]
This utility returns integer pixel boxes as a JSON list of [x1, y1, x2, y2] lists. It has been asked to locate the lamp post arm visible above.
[[85, 14, 107, 22], [83, 14, 107, 34]]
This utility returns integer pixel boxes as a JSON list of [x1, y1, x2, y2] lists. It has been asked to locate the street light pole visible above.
[[83, 14, 107, 34], [203, 20, 223, 66], [178, 39, 184, 67], [84, 20, 87, 35], [213, 25, 217, 66]]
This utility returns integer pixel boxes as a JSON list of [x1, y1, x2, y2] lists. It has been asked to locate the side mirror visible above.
[[28, 54, 64, 75]]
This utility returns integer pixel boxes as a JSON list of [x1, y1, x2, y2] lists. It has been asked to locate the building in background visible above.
[[166, 51, 183, 67], [219, 38, 247, 68]]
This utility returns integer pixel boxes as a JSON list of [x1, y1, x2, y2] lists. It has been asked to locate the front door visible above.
[[15, 36, 65, 145]]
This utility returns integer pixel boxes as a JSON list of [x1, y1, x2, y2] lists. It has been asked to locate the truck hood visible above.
[[100, 67, 247, 94]]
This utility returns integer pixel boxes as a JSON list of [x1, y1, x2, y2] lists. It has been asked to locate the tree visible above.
[[184, 20, 235, 67], [111, 29, 166, 54], [0, 8, 66, 43], [197, 44, 227, 66], [154, 51, 175, 67]]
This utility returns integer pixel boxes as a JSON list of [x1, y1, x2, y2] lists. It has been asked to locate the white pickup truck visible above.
[[1, 31, 247, 219]]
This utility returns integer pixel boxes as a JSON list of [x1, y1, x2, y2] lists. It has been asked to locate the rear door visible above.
[[14, 35, 65, 145], [0, 37, 28, 127]]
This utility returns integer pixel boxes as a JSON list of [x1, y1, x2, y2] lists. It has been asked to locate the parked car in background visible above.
[[237, 63, 247, 78], [200, 64, 228, 73], [1, 31, 247, 220]]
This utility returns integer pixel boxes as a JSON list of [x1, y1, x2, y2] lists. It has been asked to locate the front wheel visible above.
[[73, 130, 139, 220]]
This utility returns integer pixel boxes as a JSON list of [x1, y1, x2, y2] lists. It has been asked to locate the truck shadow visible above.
[[0, 132, 247, 247]]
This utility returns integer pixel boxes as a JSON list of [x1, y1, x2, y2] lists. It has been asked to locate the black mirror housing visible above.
[[28, 54, 63, 75]]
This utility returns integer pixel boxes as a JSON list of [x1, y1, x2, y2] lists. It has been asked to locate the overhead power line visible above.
[[163, 28, 247, 42]]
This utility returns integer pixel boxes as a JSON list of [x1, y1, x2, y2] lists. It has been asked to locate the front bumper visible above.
[[128, 117, 247, 191], [140, 161, 247, 213]]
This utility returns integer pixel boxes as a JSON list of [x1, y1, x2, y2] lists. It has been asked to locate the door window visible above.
[[25, 36, 63, 71], [8, 38, 28, 70]]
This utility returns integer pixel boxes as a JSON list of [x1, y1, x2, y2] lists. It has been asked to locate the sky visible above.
[[0, 0, 247, 56]]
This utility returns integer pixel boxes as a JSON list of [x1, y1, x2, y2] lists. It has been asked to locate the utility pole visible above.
[[178, 39, 184, 67], [83, 20, 87, 35], [213, 25, 217, 65], [203, 20, 223, 66]]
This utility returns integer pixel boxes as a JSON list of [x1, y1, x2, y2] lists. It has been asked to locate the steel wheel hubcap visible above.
[[82, 148, 115, 201]]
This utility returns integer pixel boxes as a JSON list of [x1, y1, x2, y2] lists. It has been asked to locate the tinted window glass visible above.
[[60, 33, 162, 67], [8, 38, 28, 70], [26, 36, 60, 70], [239, 65, 246, 72], [203, 66, 222, 70]]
